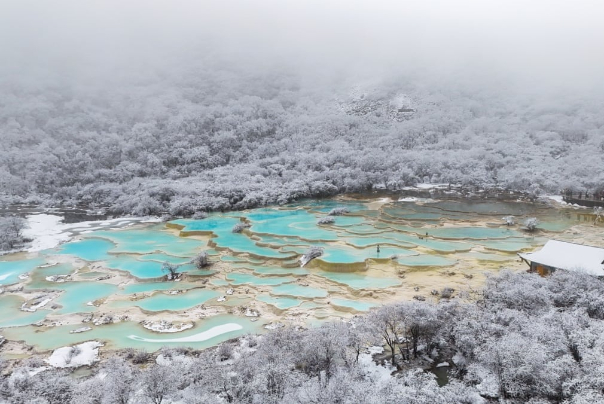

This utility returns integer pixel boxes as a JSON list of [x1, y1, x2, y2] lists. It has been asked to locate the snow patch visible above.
[[27, 367, 49, 377], [452, 351, 466, 367], [401, 183, 451, 191], [70, 327, 92, 334], [46, 341, 103, 368], [23, 214, 71, 252], [21, 297, 52, 312], [45, 274, 71, 283], [142, 320, 194, 333], [22, 214, 162, 252], [128, 323, 242, 343], [244, 308, 259, 317], [358, 351, 395, 385], [542, 195, 565, 204], [156, 353, 193, 366]]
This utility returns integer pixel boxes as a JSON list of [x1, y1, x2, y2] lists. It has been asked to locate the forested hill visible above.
[[1, 64, 604, 215]]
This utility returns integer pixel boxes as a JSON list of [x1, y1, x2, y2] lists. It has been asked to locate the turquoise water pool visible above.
[[315, 271, 401, 289], [226, 273, 296, 286], [0, 294, 49, 327], [52, 282, 118, 314], [0, 315, 264, 352], [270, 284, 328, 298], [132, 288, 221, 312], [0, 197, 582, 355], [330, 298, 378, 311], [256, 294, 303, 309], [396, 255, 458, 267], [318, 245, 417, 264], [120, 281, 197, 295], [57, 238, 115, 261], [0, 257, 47, 286], [427, 227, 520, 240], [26, 262, 76, 289]]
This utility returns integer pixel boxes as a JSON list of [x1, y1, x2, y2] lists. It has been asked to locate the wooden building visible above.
[[518, 240, 604, 277]]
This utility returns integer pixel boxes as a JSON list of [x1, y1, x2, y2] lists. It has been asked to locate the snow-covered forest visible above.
[[1, 1, 604, 215], [3, 270, 604, 403], [2, 64, 604, 215]]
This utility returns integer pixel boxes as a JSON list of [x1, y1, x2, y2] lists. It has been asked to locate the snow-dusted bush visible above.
[[524, 217, 539, 232], [192, 211, 208, 220], [299, 246, 324, 267], [440, 287, 455, 299], [131, 349, 152, 364], [328, 207, 350, 216], [192, 251, 210, 268], [161, 262, 180, 280], [317, 216, 335, 225], [217, 343, 233, 361], [502, 215, 515, 226], [232, 222, 251, 233]]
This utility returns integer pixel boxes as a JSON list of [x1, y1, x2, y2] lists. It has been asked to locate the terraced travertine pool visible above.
[[0, 196, 592, 356]]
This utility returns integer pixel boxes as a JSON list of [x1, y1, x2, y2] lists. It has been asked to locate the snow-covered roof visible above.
[[518, 240, 604, 277]]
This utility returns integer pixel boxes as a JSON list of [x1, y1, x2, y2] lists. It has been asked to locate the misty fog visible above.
[[2, 0, 603, 91]]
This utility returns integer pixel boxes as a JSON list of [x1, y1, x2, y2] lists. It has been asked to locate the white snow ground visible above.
[[128, 323, 243, 343], [46, 341, 103, 368], [22, 214, 161, 252]]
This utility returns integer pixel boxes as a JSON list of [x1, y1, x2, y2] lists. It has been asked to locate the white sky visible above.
[[1, 0, 603, 91]]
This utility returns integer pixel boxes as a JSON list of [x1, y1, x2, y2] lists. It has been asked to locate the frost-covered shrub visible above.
[[192, 211, 208, 220], [217, 343, 233, 361], [162, 262, 180, 280], [232, 222, 251, 233], [247, 336, 258, 348], [524, 217, 539, 232], [192, 251, 210, 268], [317, 216, 335, 225], [328, 207, 350, 216], [131, 349, 151, 364], [502, 215, 515, 226], [441, 287, 455, 299]]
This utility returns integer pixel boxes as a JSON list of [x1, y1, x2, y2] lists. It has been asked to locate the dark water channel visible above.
[[0, 205, 107, 223]]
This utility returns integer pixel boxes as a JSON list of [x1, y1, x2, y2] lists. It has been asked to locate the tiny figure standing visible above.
[[377, 245, 380, 254]]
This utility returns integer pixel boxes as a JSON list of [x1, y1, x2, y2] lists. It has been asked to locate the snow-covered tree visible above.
[[0, 216, 26, 251], [192, 251, 210, 268], [524, 217, 539, 232]]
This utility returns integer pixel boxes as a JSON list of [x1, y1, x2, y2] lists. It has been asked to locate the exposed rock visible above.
[[69, 327, 92, 334], [142, 320, 194, 333]]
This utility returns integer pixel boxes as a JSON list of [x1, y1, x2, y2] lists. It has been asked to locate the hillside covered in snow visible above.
[[2, 68, 603, 215], [1, 1, 603, 215]]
